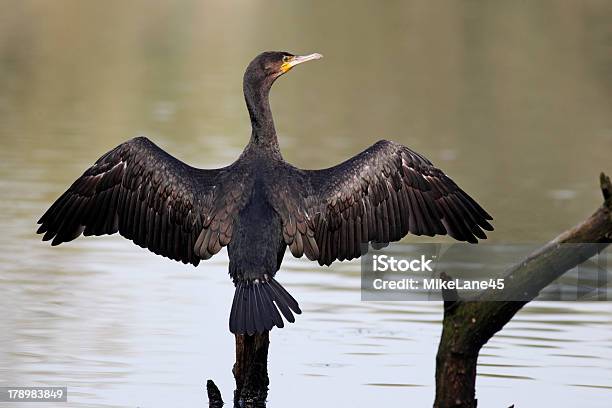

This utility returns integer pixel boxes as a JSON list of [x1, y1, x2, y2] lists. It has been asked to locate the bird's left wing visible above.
[[37, 136, 247, 265], [274, 140, 493, 266]]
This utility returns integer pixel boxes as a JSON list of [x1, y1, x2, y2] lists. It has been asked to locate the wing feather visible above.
[[273, 140, 493, 266], [37, 136, 246, 265]]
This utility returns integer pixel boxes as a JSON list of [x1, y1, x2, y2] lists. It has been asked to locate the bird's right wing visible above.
[[274, 140, 493, 266], [37, 136, 248, 265]]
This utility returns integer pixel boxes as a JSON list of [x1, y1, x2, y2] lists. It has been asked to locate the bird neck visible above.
[[244, 80, 280, 152]]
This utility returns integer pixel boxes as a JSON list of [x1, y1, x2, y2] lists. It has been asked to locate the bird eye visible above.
[[282, 56, 291, 63]]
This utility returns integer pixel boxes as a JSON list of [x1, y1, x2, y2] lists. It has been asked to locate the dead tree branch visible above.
[[434, 173, 612, 408]]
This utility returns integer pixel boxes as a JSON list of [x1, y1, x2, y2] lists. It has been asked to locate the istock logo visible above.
[[372, 254, 435, 272]]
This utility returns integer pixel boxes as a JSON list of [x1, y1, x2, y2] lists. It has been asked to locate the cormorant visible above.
[[37, 51, 493, 335]]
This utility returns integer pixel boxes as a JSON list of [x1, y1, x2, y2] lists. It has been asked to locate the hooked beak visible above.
[[281, 53, 323, 73]]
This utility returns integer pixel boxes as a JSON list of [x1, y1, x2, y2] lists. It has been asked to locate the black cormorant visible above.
[[37, 51, 493, 335]]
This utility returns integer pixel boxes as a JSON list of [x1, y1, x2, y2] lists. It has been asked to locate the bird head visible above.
[[244, 51, 323, 90]]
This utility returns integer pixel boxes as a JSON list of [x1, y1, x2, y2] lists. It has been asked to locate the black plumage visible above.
[[37, 51, 493, 335]]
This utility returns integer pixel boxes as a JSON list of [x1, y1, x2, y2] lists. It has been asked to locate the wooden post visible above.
[[207, 331, 270, 407], [233, 332, 270, 404]]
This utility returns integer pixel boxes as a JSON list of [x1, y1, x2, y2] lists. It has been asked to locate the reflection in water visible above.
[[1, 1, 612, 407]]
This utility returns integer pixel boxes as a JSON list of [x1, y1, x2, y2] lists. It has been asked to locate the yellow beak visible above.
[[281, 53, 323, 73]]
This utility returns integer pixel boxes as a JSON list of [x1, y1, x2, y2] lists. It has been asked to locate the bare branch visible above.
[[434, 173, 612, 407]]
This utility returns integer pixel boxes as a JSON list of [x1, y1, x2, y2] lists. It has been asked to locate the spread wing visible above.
[[275, 140, 493, 266], [37, 136, 247, 265]]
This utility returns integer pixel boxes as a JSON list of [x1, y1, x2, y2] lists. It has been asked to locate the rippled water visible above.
[[1, 1, 612, 407]]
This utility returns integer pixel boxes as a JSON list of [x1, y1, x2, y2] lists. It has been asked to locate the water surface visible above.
[[1, 1, 612, 407]]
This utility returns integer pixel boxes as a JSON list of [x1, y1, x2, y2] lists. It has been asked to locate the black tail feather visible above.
[[229, 284, 241, 334], [259, 283, 284, 329], [252, 284, 265, 333], [230, 276, 301, 335], [269, 278, 301, 313]]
